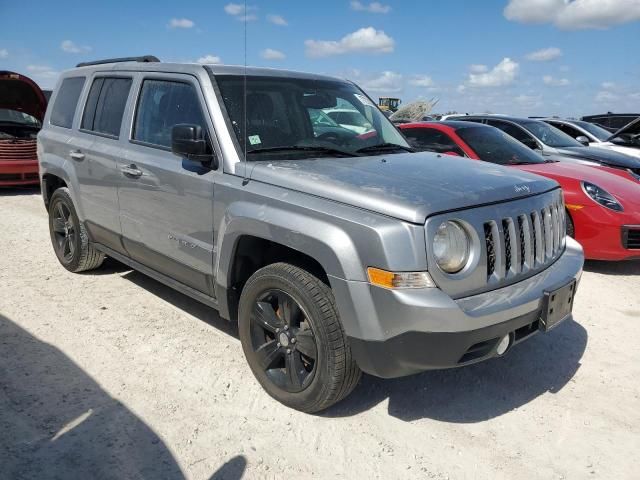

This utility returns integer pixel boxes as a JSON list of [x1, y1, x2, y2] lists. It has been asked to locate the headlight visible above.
[[433, 221, 470, 273], [581, 181, 623, 212]]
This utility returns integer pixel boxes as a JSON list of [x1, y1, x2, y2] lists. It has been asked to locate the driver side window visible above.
[[133, 79, 206, 149]]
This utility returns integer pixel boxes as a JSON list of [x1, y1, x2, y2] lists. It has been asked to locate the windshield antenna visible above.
[[242, 0, 249, 185]]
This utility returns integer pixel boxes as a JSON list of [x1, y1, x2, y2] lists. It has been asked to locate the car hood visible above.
[[0, 71, 47, 121], [248, 152, 558, 224], [514, 162, 640, 208], [607, 117, 640, 142], [556, 146, 640, 170]]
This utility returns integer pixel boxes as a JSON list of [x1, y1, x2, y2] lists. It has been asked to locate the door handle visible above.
[[69, 150, 85, 161], [120, 164, 143, 178]]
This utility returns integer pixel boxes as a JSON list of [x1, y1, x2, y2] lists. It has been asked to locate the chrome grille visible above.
[[425, 189, 566, 299], [485, 194, 566, 282]]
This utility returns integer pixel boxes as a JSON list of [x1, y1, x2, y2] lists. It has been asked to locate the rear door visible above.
[[117, 73, 216, 295], [74, 75, 133, 252]]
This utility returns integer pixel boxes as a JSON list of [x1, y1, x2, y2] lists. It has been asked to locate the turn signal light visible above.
[[367, 267, 435, 289]]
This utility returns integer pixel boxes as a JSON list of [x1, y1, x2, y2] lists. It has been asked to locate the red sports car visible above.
[[400, 121, 640, 261], [0, 70, 47, 186]]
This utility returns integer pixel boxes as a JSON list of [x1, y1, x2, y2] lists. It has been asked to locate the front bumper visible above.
[[332, 237, 584, 378], [571, 205, 640, 260], [0, 159, 39, 186]]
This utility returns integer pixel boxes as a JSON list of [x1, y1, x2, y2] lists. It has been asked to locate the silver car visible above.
[[38, 57, 584, 412]]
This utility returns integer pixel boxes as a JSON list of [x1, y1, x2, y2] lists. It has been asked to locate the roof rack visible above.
[[76, 55, 160, 68]]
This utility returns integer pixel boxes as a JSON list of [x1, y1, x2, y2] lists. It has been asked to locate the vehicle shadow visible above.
[[120, 270, 239, 338], [324, 318, 587, 422], [0, 313, 185, 479], [0, 185, 40, 196], [584, 260, 640, 276]]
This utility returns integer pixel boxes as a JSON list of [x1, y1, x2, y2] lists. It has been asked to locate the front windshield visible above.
[[0, 109, 41, 127], [457, 126, 546, 165], [214, 75, 409, 160], [522, 120, 582, 148], [572, 120, 611, 141]]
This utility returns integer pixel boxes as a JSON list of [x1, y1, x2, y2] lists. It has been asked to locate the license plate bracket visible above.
[[540, 279, 576, 332]]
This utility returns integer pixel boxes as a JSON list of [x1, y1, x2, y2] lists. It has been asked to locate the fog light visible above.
[[496, 335, 510, 355]]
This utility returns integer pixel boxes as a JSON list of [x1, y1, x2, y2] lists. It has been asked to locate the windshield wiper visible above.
[[247, 145, 360, 158], [355, 143, 414, 154]]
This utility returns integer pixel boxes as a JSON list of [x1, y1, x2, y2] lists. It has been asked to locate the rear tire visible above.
[[48, 187, 105, 273], [238, 262, 361, 413]]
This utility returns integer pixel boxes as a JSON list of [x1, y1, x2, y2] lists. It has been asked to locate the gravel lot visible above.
[[1, 187, 639, 480]]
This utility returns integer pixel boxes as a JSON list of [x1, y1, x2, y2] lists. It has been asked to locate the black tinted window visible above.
[[550, 122, 581, 139], [486, 120, 541, 149], [50, 77, 85, 128], [456, 126, 545, 165], [610, 116, 637, 129], [133, 80, 206, 148], [81, 77, 132, 137], [402, 128, 465, 156]]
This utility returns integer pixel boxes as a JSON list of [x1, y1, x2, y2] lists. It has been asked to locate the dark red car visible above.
[[400, 121, 640, 261], [0, 71, 47, 186]]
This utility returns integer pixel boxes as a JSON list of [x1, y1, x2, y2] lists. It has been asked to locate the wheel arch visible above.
[[214, 211, 363, 323]]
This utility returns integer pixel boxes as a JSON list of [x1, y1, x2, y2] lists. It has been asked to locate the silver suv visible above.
[[38, 57, 584, 412]]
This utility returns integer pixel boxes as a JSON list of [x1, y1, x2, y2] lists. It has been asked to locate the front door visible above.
[[117, 75, 216, 295]]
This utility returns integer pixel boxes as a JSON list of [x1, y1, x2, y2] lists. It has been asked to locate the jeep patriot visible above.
[[38, 57, 584, 412]]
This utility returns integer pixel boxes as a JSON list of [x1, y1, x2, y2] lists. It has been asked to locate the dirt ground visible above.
[[1, 187, 639, 480]]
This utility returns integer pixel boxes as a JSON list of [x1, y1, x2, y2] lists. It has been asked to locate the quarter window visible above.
[[81, 77, 132, 137], [402, 129, 465, 156], [133, 80, 206, 149], [50, 77, 86, 128]]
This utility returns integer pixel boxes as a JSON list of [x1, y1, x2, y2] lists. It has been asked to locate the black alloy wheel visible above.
[[51, 201, 77, 263], [250, 289, 317, 393]]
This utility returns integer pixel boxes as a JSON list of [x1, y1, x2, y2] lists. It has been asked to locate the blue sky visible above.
[[1, 0, 639, 116]]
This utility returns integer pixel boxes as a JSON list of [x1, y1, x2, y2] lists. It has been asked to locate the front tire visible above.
[[48, 187, 105, 272], [238, 263, 361, 413]]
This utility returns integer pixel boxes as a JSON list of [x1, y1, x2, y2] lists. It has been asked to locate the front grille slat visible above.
[[482, 192, 564, 284]]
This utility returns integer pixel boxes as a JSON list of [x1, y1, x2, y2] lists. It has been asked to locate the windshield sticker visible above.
[[248, 135, 261, 145], [354, 93, 375, 107]]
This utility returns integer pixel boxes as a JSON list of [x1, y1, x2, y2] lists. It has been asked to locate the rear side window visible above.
[[133, 80, 206, 149], [81, 77, 132, 137], [50, 77, 85, 128]]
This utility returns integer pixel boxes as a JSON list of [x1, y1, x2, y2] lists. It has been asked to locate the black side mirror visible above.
[[171, 124, 218, 168], [575, 135, 590, 146]]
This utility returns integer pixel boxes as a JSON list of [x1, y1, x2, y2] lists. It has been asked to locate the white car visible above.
[[323, 108, 373, 134], [545, 118, 640, 160]]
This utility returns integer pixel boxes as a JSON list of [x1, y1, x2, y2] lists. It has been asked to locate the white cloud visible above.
[[514, 94, 543, 108], [261, 48, 286, 60], [408, 75, 435, 88], [469, 64, 488, 73], [350, 1, 391, 14], [467, 58, 519, 87], [196, 55, 222, 64], [595, 90, 619, 103], [225, 3, 258, 21], [267, 14, 287, 26], [504, 0, 640, 30], [169, 18, 195, 29], [0, 48, 8, 59], [305, 27, 394, 57], [601, 81, 616, 89], [361, 71, 403, 93], [543, 75, 570, 86], [61, 40, 91, 54], [526, 47, 562, 61], [26, 65, 60, 88]]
